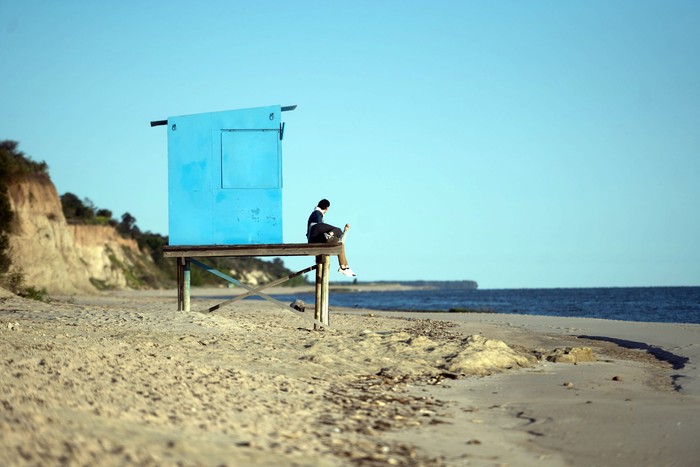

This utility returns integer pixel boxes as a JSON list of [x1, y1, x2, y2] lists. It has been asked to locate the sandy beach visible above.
[[1, 287, 699, 466]]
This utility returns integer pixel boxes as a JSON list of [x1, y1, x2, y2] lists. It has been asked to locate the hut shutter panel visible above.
[[221, 130, 281, 189]]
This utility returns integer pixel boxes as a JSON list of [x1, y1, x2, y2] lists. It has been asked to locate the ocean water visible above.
[[264, 286, 700, 324]]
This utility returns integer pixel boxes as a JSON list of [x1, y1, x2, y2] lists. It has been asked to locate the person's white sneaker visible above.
[[338, 266, 356, 277]]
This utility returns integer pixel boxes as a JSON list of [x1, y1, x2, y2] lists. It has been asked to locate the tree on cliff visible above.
[[61, 192, 95, 222], [0, 141, 48, 178], [117, 212, 137, 236]]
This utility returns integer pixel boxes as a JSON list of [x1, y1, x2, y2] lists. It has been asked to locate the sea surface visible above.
[[264, 286, 700, 324]]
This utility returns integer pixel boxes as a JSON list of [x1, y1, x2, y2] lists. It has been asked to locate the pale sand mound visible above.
[[445, 334, 535, 374], [542, 346, 596, 364], [301, 330, 534, 378]]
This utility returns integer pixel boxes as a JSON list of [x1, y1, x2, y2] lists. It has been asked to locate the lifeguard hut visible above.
[[151, 105, 340, 328]]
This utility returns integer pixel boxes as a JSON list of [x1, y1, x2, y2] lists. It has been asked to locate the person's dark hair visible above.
[[317, 199, 330, 210]]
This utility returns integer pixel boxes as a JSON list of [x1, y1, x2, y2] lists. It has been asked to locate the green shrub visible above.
[[0, 267, 49, 302], [21, 286, 49, 302], [89, 278, 113, 290]]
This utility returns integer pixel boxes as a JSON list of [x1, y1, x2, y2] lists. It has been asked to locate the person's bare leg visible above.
[[338, 245, 348, 268], [337, 224, 356, 276]]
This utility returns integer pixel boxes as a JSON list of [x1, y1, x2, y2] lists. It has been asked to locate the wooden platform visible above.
[[163, 243, 342, 258], [163, 243, 343, 328]]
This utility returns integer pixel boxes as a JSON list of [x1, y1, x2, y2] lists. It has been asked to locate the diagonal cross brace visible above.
[[188, 259, 329, 329], [207, 264, 316, 312]]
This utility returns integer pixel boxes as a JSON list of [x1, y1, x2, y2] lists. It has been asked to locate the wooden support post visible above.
[[183, 258, 191, 312], [177, 258, 183, 311], [321, 254, 331, 326], [314, 255, 323, 330]]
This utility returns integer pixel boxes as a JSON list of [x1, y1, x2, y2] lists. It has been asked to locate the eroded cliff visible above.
[[6, 176, 165, 294]]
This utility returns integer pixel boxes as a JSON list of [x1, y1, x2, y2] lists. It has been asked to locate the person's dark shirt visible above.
[[307, 209, 323, 240]]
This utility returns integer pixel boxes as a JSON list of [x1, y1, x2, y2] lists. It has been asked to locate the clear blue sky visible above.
[[1, 1, 698, 288]]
